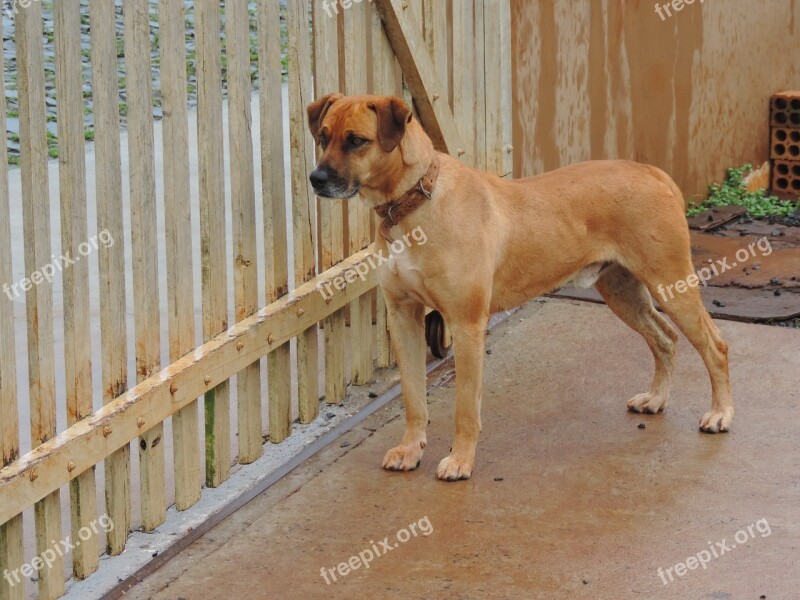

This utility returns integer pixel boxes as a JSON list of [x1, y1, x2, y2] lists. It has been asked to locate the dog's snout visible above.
[[307, 165, 355, 199], [309, 168, 329, 189]]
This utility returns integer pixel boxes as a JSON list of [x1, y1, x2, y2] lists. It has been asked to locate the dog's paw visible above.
[[436, 455, 473, 481], [627, 392, 667, 414], [382, 443, 424, 471], [699, 407, 734, 433]]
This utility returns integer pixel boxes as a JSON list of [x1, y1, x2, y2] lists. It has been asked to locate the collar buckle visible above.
[[417, 179, 432, 200], [386, 203, 398, 225]]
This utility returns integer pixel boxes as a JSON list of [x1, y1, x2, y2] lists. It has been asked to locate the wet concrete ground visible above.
[[123, 298, 800, 599]]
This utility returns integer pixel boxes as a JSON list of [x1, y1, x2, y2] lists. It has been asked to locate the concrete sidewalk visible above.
[[123, 299, 800, 600]]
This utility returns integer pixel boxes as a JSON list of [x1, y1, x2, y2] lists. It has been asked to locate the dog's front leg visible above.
[[382, 296, 428, 471], [437, 319, 487, 481]]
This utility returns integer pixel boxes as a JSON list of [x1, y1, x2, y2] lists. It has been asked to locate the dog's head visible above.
[[306, 94, 412, 199]]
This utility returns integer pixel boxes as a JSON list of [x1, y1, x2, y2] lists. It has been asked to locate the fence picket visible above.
[[160, 0, 201, 510], [0, 9, 24, 599], [90, 0, 132, 556], [287, 0, 320, 423], [228, 0, 264, 464], [16, 2, 64, 597], [258, 0, 293, 443], [54, 0, 100, 579], [344, 1, 374, 386], [124, 0, 166, 531], [314, 0, 348, 406], [370, 4, 397, 368]]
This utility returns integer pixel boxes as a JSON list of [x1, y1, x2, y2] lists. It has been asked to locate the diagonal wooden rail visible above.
[[374, 0, 463, 155], [0, 249, 379, 526]]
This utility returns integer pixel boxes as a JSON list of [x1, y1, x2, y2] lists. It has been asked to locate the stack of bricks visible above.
[[770, 91, 800, 199]]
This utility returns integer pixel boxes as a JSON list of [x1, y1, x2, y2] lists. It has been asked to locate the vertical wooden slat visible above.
[[343, 1, 374, 386], [197, 0, 231, 485], [0, 10, 24, 599], [16, 2, 64, 597], [408, 0, 423, 34], [313, 0, 347, 405], [406, 0, 425, 127], [124, 0, 166, 530], [160, 0, 201, 509], [228, 0, 263, 464], [258, 0, 292, 442], [54, 0, 100, 580], [483, 0, 513, 177], [453, 0, 475, 166], [370, 4, 396, 369], [473, 0, 487, 171], [423, 0, 449, 105], [90, 0, 131, 556], [287, 0, 320, 423]]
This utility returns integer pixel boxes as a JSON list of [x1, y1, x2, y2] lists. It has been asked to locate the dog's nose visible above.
[[309, 168, 329, 189]]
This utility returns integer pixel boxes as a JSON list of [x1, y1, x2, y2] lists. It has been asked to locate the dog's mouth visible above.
[[313, 181, 361, 199]]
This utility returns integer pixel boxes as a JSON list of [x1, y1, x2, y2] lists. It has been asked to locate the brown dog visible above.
[[306, 93, 733, 481]]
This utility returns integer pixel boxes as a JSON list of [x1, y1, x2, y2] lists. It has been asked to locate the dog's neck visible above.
[[359, 119, 437, 206]]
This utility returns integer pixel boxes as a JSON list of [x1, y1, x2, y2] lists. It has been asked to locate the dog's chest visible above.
[[378, 249, 436, 305]]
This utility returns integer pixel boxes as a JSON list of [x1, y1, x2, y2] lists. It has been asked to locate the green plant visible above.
[[686, 164, 797, 218]]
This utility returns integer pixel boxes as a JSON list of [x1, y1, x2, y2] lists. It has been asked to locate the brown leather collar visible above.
[[373, 154, 440, 241]]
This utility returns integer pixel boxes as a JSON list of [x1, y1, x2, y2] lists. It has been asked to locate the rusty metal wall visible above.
[[511, 0, 800, 198]]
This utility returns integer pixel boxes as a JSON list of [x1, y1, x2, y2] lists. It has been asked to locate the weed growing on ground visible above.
[[687, 164, 797, 218]]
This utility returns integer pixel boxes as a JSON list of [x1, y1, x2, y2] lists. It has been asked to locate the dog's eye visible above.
[[347, 135, 368, 149], [318, 132, 328, 149]]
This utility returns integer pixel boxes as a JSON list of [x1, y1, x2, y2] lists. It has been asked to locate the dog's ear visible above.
[[307, 93, 343, 144], [368, 96, 412, 153]]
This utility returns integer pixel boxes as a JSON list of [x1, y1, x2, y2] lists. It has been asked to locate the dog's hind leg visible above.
[[648, 279, 733, 433], [595, 265, 679, 414], [381, 295, 429, 471]]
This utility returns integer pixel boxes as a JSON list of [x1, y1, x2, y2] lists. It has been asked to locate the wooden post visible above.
[[16, 2, 64, 596], [90, 0, 131, 555], [197, 0, 231, 486], [287, 0, 320, 423], [258, 0, 293, 443], [54, 0, 100, 579], [160, 0, 201, 510]]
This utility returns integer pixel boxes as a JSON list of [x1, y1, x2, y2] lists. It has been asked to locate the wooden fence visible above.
[[0, 0, 511, 598]]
